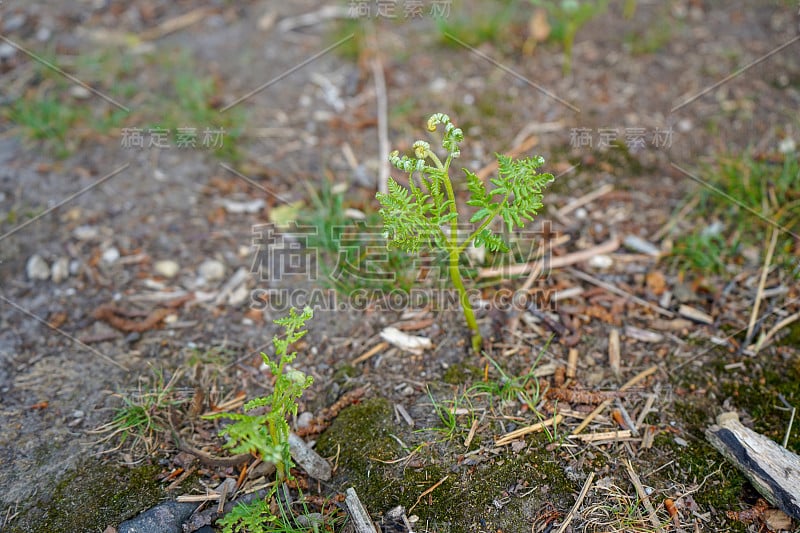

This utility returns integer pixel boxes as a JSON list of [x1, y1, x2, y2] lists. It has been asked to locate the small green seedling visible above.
[[376, 113, 553, 352], [206, 307, 314, 532], [530, 0, 608, 74]]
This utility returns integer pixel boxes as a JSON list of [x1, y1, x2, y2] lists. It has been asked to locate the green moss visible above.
[[8, 459, 164, 533], [317, 399, 576, 532], [442, 362, 482, 385]]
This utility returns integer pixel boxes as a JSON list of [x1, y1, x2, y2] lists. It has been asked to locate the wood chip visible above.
[[566, 348, 579, 379], [569, 429, 633, 443], [624, 325, 664, 343], [608, 329, 621, 376], [394, 404, 415, 427], [379, 327, 432, 355], [345, 488, 378, 533], [678, 304, 713, 324], [650, 318, 693, 331]]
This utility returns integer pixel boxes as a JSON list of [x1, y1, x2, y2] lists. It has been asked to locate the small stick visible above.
[[394, 403, 415, 427], [572, 365, 657, 435], [608, 329, 621, 377], [614, 400, 639, 436], [496, 415, 563, 446], [464, 419, 479, 449], [567, 267, 674, 318], [352, 341, 389, 364], [752, 311, 800, 353], [555, 472, 595, 533], [408, 476, 449, 514], [778, 394, 797, 449], [625, 459, 662, 531], [556, 183, 614, 218], [478, 236, 621, 278], [566, 348, 579, 379], [569, 429, 633, 443], [635, 394, 656, 429], [746, 228, 778, 344]]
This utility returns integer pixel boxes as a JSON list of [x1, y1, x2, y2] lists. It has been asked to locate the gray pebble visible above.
[[3, 14, 27, 32], [198, 259, 225, 281], [26, 254, 50, 280], [117, 500, 197, 533], [51, 257, 70, 283], [0, 43, 16, 60]]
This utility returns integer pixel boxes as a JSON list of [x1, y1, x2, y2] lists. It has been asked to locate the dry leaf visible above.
[[645, 270, 667, 295]]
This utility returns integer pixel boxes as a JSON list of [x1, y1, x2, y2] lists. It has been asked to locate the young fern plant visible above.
[[376, 113, 554, 353], [205, 307, 314, 485]]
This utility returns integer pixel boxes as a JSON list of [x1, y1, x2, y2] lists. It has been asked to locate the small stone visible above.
[[778, 137, 796, 154], [69, 85, 91, 99], [26, 255, 50, 280], [35, 26, 52, 41], [588, 254, 613, 269], [73, 225, 99, 240], [295, 514, 324, 528], [154, 260, 180, 278], [102, 247, 120, 264], [296, 412, 314, 429], [69, 259, 81, 275], [3, 14, 27, 32], [50, 257, 70, 283], [0, 43, 16, 60], [124, 332, 141, 344], [430, 78, 447, 93], [221, 198, 264, 214], [198, 259, 225, 281], [117, 500, 197, 533]]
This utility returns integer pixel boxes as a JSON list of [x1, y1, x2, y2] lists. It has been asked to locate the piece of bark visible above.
[[288, 433, 331, 481], [345, 488, 378, 533], [705, 412, 800, 520]]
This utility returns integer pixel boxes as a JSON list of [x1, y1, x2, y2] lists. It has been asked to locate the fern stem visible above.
[[431, 149, 482, 353]]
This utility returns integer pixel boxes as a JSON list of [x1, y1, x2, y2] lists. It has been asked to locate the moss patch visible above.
[[317, 398, 577, 532], [8, 459, 163, 533]]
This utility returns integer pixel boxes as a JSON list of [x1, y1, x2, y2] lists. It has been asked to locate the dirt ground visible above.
[[1, 1, 799, 532]]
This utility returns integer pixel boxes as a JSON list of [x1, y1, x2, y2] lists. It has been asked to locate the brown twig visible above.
[[555, 472, 595, 533], [408, 476, 449, 514], [625, 459, 662, 531], [571, 365, 658, 435], [566, 267, 674, 318], [478, 236, 621, 278]]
